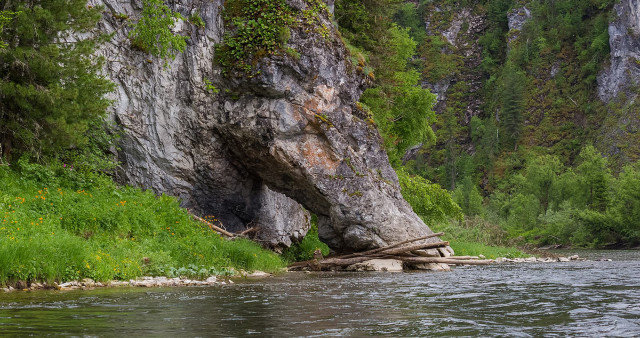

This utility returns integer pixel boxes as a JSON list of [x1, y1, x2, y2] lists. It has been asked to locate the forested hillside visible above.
[[334, 0, 640, 248]]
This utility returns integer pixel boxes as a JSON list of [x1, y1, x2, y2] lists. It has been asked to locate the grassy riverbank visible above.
[[0, 162, 284, 287]]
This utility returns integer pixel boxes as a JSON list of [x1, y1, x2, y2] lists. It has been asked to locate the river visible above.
[[1, 250, 638, 336]]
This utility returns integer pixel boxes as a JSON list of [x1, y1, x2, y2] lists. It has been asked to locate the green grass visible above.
[[449, 241, 529, 259], [0, 162, 284, 286], [429, 217, 530, 259]]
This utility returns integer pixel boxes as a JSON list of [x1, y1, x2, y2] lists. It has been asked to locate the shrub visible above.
[[129, 0, 188, 60]]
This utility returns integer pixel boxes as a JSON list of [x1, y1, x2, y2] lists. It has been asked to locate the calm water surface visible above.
[[1, 250, 639, 336]]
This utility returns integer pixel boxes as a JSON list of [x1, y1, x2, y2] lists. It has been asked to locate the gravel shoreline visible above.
[[0, 271, 273, 292]]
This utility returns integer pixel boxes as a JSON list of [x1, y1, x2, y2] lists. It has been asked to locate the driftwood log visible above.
[[189, 212, 236, 238]]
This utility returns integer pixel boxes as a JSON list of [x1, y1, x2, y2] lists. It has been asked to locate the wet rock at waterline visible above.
[[346, 259, 404, 272], [93, 0, 449, 256]]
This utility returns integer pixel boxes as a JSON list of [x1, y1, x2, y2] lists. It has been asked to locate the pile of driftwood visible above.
[[190, 212, 491, 270], [288, 232, 491, 271]]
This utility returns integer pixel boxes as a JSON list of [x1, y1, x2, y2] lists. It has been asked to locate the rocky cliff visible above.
[[597, 0, 640, 162], [93, 0, 447, 256], [598, 0, 640, 104]]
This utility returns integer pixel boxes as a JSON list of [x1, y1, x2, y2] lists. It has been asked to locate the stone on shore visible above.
[[346, 259, 404, 272]]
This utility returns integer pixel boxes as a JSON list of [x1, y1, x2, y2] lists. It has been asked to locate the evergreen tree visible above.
[[0, 0, 113, 162], [499, 64, 525, 150]]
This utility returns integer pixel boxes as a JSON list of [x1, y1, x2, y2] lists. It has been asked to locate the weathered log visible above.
[[337, 232, 446, 260], [449, 256, 480, 260], [288, 253, 396, 270], [398, 257, 492, 266], [238, 227, 259, 236], [379, 241, 450, 256], [189, 212, 235, 238]]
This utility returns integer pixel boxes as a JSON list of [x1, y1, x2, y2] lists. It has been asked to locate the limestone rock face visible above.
[[94, 0, 446, 253], [596, 0, 640, 161], [598, 0, 640, 103], [507, 6, 531, 43]]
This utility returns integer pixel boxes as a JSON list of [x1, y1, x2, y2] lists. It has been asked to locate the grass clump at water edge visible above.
[[0, 161, 284, 287], [281, 215, 330, 263]]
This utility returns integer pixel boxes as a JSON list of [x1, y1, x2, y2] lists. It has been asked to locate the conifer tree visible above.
[[0, 0, 113, 162], [499, 64, 525, 150]]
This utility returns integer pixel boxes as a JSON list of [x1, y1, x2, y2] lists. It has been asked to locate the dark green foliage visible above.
[[0, 10, 18, 49], [335, 0, 401, 52], [499, 64, 526, 149], [393, 2, 427, 45], [0, 0, 114, 163], [129, 0, 188, 60], [479, 0, 514, 74]]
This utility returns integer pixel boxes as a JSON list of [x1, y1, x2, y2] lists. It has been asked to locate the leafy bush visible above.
[[129, 0, 188, 60], [397, 168, 462, 225]]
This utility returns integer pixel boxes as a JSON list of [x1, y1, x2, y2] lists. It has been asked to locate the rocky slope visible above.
[[92, 0, 447, 256], [414, 0, 640, 176]]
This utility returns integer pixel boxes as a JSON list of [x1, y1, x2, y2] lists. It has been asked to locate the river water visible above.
[[1, 250, 639, 336]]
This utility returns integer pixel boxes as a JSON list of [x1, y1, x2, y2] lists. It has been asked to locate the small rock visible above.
[[81, 278, 95, 287], [525, 257, 537, 263], [558, 257, 570, 262], [205, 276, 217, 284], [569, 255, 579, 261], [346, 259, 404, 272], [245, 271, 273, 278], [410, 263, 451, 272], [478, 254, 486, 259]]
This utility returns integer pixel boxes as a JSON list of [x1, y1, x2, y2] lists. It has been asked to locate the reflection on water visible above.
[[1, 250, 639, 336]]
